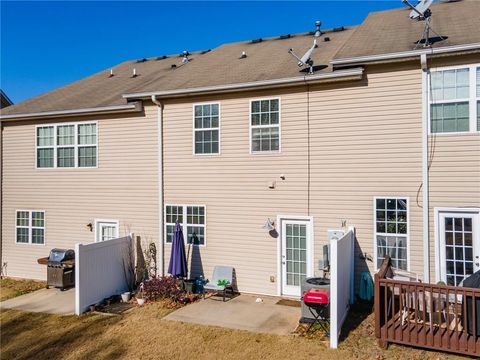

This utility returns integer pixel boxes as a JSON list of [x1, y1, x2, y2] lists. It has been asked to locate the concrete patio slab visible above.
[[0, 288, 75, 315], [163, 294, 300, 335]]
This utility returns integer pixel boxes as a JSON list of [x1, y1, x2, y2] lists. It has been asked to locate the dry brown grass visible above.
[[0, 278, 46, 302], [0, 300, 464, 360]]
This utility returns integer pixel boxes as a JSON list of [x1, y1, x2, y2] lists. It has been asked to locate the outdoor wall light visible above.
[[86, 223, 93, 232], [262, 218, 275, 231]]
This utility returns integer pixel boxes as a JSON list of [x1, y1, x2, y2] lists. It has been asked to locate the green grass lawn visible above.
[[0, 278, 46, 302]]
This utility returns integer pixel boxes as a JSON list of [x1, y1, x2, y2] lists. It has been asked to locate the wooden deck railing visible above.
[[374, 257, 480, 357]]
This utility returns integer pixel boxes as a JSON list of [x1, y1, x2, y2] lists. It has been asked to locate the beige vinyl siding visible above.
[[162, 65, 425, 295], [1, 108, 159, 280], [428, 134, 480, 279], [162, 60, 479, 295]]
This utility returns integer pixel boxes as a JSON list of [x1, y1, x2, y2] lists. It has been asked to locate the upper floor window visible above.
[[250, 98, 280, 153], [36, 122, 97, 168], [374, 197, 408, 270], [430, 65, 480, 134], [16, 210, 45, 245], [194, 104, 219, 154], [477, 67, 480, 131]]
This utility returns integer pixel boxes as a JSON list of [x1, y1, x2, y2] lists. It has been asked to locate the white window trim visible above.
[[15, 209, 46, 246], [433, 207, 480, 283], [192, 102, 221, 156], [249, 97, 282, 155], [164, 204, 207, 247], [94, 219, 119, 242], [373, 196, 410, 271], [428, 63, 480, 135], [35, 121, 98, 169]]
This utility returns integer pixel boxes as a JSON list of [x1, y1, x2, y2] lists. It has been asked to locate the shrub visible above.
[[143, 276, 184, 302]]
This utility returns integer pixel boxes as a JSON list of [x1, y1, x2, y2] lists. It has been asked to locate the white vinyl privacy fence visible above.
[[329, 227, 355, 349], [75, 234, 134, 315]]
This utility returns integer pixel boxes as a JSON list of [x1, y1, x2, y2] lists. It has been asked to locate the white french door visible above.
[[437, 209, 479, 286], [281, 219, 312, 297]]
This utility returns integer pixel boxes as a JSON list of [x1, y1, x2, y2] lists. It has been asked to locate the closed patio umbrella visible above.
[[168, 223, 188, 278]]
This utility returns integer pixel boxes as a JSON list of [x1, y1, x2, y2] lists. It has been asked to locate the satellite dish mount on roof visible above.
[[288, 21, 322, 75], [403, 0, 445, 48]]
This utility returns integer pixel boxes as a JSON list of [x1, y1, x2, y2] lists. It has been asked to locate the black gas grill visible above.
[[46, 249, 75, 290]]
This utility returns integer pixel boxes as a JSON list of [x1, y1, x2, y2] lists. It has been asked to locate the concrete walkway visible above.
[[0, 288, 75, 315], [163, 294, 300, 335]]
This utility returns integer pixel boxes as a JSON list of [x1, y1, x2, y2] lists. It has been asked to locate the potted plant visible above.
[[136, 282, 145, 305], [121, 291, 131, 302]]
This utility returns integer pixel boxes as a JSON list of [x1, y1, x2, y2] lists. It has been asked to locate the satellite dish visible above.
[[288, 21, 322, 74], [403, 0, 445, 48], [406, 0, 433, 20]]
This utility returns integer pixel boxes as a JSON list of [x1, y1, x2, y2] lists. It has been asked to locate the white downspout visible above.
[[421, 53, 430, 283], [151, 95, 164, 277]]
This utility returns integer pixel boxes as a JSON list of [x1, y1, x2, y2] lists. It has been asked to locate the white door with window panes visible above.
[[437, 210, 479, 286], [281, 219, 312, 297], [95, 220, 119, 242]]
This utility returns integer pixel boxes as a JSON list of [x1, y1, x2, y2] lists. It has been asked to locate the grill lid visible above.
[[303, 289, 330, 305], [48, 248, 75, 264]]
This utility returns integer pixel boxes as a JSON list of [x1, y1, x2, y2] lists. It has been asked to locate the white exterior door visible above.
[[95, 220, 119, 242], [281, 219, 312, 297], [437, 210, 480, 286]]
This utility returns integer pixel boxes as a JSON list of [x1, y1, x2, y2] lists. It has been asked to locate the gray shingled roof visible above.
[[1, 28, 355, 116], [2, 0, 479, 117], [334, 0, 480, 61]]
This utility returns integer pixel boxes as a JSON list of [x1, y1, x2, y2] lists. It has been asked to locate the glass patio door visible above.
[[281, 220, 311, 297], [438, 211, 479, 286]]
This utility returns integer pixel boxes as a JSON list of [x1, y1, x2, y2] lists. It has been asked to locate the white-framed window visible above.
[[477, 67, 480, 131], [165, 205, 206, 246], [429, 64, 480, 134], [250, 98, 280, 153], [193, 103, 220, 154], [36, 122, 97, 168], [374, 197, 409, 270], [95, 220, 119, 242], [15, 210, 45, 245]]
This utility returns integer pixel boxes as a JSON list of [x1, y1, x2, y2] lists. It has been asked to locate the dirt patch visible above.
[[0, 278, 46, 301], [276, 299, 301, 307], [0, 300, 465, 360]]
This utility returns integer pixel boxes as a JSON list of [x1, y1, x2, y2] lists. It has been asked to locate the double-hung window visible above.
[[165, 205, 206, 245], [16, 210, 45, 245], [36, 122, 97, 168], [430, 64, 480, 133], [477, 67, 480, 130], [250, 98, 280, 153], [194, 104, 219, 154], [374, 197, 408, 270]]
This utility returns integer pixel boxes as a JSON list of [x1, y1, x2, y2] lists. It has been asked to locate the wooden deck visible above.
[[374, 257, 480, 357]]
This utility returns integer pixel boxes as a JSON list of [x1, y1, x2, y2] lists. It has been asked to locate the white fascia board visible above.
[[0, 102, 143, 121], [122, 68, 364, 100]]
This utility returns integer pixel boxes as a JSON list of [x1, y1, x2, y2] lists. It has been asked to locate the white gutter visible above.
[[331, 43, 480, 67], [151, 95, 164, 277], [0, 102, 143, 121], [421, 53, 430, 283], [123, 68, 364, 100]]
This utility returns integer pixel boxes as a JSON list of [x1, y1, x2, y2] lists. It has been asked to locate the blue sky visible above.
[[1, 1, 404, 103]]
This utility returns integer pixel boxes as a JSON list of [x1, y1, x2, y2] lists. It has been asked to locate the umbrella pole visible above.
[[186, 243, 192, 279]]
